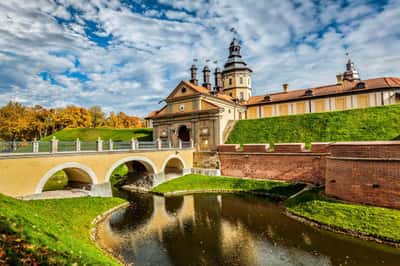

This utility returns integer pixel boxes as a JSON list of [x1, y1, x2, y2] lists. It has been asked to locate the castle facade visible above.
[[147, 39, 400, 150]]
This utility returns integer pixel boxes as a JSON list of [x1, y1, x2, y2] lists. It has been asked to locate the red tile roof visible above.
[[246, 77, 400, 106]]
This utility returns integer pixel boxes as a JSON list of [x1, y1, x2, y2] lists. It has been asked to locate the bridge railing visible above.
[[0, 137, 193, 155]]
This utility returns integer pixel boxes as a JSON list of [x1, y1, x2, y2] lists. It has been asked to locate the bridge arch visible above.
[[162, 155, 186, 180], [105, 156, 158, 183], [36, 162, 98, 194]]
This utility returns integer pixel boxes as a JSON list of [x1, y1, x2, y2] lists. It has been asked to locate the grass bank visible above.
[[285, 189, 400, 243], [151, 174, 305, 197], [227, 105, 400, 145], [0, 194, 125, 265], [42, 127, 153, 141]]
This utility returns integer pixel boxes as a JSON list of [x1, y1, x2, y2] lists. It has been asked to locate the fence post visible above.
[[190, 138, 194, 149], [76, 138, 81, 152], [96, 137, 103, 152], [50, 136, 58, 153], [157, 138, 162, 150], [32, 138, 39, 153], [168, 140, 172, 149], [109, 139, 113, 151], [131, 138, 136, 150], [178, 139, 182, 149]]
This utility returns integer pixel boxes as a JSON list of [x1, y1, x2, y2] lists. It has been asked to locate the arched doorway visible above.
[[178, 125, 190, 141]]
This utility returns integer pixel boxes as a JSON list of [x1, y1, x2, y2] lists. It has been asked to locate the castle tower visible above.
[[222, 38, 252, 101], [343, 57, 361, 82]]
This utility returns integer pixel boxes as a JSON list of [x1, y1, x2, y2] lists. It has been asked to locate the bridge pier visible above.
[[90, 182, 112, 197]]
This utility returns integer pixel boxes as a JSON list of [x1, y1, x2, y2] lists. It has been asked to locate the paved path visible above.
[[21, 189, 90, 200]]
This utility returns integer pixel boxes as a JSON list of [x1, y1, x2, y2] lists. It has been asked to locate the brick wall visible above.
[[218, 143, 329, 184], [218, 142, 400, 209], [326, 142, 400, 209]]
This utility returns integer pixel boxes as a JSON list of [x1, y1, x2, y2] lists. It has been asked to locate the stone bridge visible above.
[[0, 139, 194, 198]]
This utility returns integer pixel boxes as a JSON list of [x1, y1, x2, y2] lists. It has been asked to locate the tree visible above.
[[0, 102, 30, 141], [89, 106, 105, 128]]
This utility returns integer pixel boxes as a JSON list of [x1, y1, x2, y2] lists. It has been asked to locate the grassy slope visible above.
[[151, 174, 305, 197], [227, 105, 400, 145], [42, 127, 153, 141], [285, 189, 400, 241], [0, 194, 125, 265]]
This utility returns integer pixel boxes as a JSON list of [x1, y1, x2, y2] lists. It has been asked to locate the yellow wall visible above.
[[247, 106, 258, 119], [263, 106, 273, 117], [335, 97, 346, 111], [0, 150, 194, 197], [295, 102, 307, 114], [314, 99, 325, 112], [172, 101, 193, 113], [357, 94, 370, 108], [279, 104, 288, 116]]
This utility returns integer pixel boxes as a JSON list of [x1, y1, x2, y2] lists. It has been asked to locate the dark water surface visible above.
[[99, 192, 400, 266]]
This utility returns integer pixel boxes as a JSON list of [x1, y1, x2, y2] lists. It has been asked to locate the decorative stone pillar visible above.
[[32, 138, 39, 153], [75, 138, 81, 152], [109, 139, 113, 151], [157, 138, 162, 150], [190, 138, 194, 149], [50, 136, 58, 153], [130, 138, 136, 150], [96, 137, 103, 152], [178, 139, 182, 149]]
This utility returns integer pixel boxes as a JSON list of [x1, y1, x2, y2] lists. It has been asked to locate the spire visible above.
[[223, 37, 252, 73], [229, 38, 241, 58], [342, 55, 360, 81]]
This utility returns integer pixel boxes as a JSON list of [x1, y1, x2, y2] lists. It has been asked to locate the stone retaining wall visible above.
[[218, 141, 400, 209]]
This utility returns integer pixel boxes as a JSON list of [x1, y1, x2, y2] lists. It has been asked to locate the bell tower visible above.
[[222, 38, 252, 101]]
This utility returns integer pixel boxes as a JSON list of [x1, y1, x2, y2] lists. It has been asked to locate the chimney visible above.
[[190, 64, 198, 85], [214, 67, 223, 93], [336, 73, 343, 85], [202, 66, 211, 90], [282, 83, 289, 93]]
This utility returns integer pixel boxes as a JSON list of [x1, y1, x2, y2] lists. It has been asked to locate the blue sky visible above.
[[0, 0, 399, 116]]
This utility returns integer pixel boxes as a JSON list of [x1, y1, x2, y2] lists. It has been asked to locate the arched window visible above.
[[229, 78, 232, 85], [240, 77, 243, 84]]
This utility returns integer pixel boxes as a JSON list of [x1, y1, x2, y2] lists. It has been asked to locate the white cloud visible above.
[[0, 0, 399, 116]]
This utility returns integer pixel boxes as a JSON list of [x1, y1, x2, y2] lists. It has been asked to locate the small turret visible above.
[[214, 67, 223, 93], [202, 65, 211, 90], [190, 64, 198, 85], [343, 57, 360, 82]]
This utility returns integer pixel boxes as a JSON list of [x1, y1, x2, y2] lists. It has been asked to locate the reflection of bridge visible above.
[[0, 139, 194, 197]]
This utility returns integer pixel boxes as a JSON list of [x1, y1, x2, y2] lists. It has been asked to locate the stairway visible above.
[[222, 120, 237, 143]]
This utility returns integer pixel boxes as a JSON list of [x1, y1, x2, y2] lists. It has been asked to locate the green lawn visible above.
[[151, 174, 305, 197], [285, 189, 400, 242], [43, 171, 68, 191], [228, 105, 400, 145], [41, 127, 153, 141], [0, 194, 125, 265]]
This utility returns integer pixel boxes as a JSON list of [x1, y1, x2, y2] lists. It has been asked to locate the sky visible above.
[[0, 0, 399, 116]]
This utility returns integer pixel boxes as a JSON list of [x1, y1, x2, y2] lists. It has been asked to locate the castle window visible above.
[[305, 89, 313, 96], [229, 93, 233, 97], [229, 78, 232, 85], [240, 92, 244, 100], [181, 87, 187, 93], [179, 104, 185, 112], [356, 82, 366, 89], [248, 78, 250, 85], [240, 77, 243, 84]]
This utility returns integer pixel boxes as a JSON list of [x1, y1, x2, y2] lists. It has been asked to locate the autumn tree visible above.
[[89, 106, 105, 128]]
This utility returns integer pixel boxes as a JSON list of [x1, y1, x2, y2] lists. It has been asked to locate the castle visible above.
[[147, 38, 400, 150]]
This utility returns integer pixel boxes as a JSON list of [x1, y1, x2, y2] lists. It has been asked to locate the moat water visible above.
[[98, 192, 400, 266]]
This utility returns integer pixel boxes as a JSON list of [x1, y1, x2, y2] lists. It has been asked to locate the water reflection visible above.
[[99, 193, 400, 266]]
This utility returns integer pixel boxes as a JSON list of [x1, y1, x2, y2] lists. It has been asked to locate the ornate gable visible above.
[[167, 81, 202, 100]]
